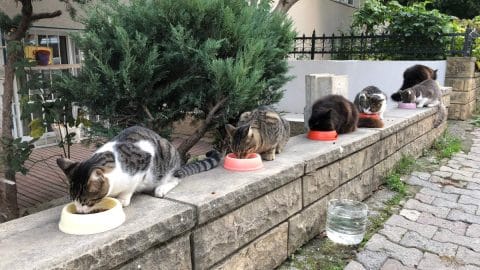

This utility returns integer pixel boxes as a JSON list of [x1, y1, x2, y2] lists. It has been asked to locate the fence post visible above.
[[310, 30, 316, 60], [462, 26, 473, 57]]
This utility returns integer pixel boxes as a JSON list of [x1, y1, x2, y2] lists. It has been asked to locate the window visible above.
[[333, 0, 356, 7]]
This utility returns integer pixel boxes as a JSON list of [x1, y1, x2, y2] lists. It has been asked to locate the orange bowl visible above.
[[359, 113, 380, 120], [223, 153, 263, 171], [307, 130, 338, 141], [398, 102, 416, 109]]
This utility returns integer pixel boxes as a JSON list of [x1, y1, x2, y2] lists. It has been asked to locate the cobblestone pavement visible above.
[[347, 128, 480, 270]]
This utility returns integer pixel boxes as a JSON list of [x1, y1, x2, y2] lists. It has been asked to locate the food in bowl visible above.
[[59, 197, 125, 235]]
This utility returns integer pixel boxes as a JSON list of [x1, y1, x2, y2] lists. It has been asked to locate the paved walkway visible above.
[[347, 129, 480, 270]]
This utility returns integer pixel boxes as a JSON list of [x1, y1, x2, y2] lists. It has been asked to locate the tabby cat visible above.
[[308, 94, 358, 134], [399, 79, 446, 128], [391, 64, 438, 102], [57, 126, 220, 213], [354, 86, 387, 128], [225, 106, 290, 161]]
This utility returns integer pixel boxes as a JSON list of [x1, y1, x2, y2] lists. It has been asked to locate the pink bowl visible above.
[[223, 153, 263, 171], [398, 102, 417, 109], [307, 130, 338, 141]]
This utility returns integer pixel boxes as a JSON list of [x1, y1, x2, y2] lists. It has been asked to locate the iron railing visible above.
[[290, 27, 480, 60]]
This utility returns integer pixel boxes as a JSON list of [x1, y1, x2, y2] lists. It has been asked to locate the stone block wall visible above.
[[445, 57, 478, 120], [0, 106, 447, 270]]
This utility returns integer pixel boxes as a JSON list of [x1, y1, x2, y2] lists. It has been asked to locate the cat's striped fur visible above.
[[57, 126, 220, 212], [226, 106, 290, 161]]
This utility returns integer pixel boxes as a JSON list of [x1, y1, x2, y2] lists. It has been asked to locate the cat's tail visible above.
[[174, 150, 221, 178], [433, 103, 447, 128], [391, 92, 402, 102], [358, 118, 384, 128]]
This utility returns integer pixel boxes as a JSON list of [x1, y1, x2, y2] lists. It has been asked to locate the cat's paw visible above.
[[261, 153, 275, 161], [117, 198, 131, 207], [154, 185, 172, 198]]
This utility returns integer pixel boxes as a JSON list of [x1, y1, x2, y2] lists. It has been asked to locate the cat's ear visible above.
[[56, 158, 77, 175], [88, 170, 105, 193], [225, 124, 236, 138], [239, 111, 252, 122]]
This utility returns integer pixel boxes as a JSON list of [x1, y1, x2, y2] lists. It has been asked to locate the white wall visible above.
[[287, 0, 357, 36], [271, 0, 359, 36], [277, 60, 447, 113]]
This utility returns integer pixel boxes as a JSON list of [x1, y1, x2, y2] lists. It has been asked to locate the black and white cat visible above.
[[354, 86, 387, 128], [399, 79, 446, 127], [57, 126, 220, 213], [308, 94, 358, 134], [391, 64, 438, 102]]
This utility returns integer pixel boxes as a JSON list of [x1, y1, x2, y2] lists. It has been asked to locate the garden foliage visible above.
[[58, 0, 295, 157], [347, 0, 454, 59]]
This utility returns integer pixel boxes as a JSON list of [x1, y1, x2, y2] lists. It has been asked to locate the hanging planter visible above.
[[34, 49, 51, 65]]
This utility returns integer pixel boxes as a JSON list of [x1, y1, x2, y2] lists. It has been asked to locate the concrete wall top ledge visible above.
[[0, 106, 440, 269], [0, 196, 195, 270]]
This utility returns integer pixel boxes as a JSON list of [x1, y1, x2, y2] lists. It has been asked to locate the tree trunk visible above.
[[177, 97, 227, 162], [0, 178, 19, 222], [273, 0, 301, 13], [0, 0, 62, 221], [1, 43, 17, 180]]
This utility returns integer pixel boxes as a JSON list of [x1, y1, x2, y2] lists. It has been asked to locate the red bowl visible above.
[[223, 153, 263, 171], [359, 113, 380, 120], [398, 103, 417, 109], [307, 130, 338, 141]]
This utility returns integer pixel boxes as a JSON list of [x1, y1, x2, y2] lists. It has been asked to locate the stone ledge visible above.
[[0, 196, 195, 269], [0, 105, 447, 270]]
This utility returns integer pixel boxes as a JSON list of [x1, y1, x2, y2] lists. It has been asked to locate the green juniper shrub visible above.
[[57, 0, 295, 160]]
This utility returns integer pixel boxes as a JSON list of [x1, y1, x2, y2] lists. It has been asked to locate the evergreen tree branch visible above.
[[177, 97, 228, 161]]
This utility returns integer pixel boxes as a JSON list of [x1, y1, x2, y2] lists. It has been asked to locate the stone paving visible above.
[[347, 129, 480, 270]]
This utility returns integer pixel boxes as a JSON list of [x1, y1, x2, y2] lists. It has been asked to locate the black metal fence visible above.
[[290, 27, 480, 60]]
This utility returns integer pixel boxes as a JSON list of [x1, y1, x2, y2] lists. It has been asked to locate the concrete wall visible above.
[[284, 0, 359, 36], [444, 57, 479, 120], [277, 60, 447, 114], [0, 103, 447, 270]]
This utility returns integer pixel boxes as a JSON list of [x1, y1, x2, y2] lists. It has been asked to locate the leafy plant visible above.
[[58, 0, 295, 160], [349, 0, 454, 59], [432, 132, 462, 159]]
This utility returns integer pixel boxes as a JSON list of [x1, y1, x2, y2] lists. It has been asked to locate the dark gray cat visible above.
[[225, 106, 290, 161], [399, 79, 446, 127], [57, 126, 220, 213]]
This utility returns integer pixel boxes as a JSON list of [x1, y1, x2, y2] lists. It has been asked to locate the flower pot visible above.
[[35, 49, 50, 66]]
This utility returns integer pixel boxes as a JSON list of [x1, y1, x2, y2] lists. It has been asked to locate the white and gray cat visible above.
[[354, 86, 387, 128], [225, 106, 290, 161], [399, 79, 446, 127], [57, 126, 220, 213]]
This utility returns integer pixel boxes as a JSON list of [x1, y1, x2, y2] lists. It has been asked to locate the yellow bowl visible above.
[[58, 197, 125, 235]]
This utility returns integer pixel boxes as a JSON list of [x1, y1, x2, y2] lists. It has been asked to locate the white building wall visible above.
[[276, 60, 447, 113], [287, 0, 359, 36]]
